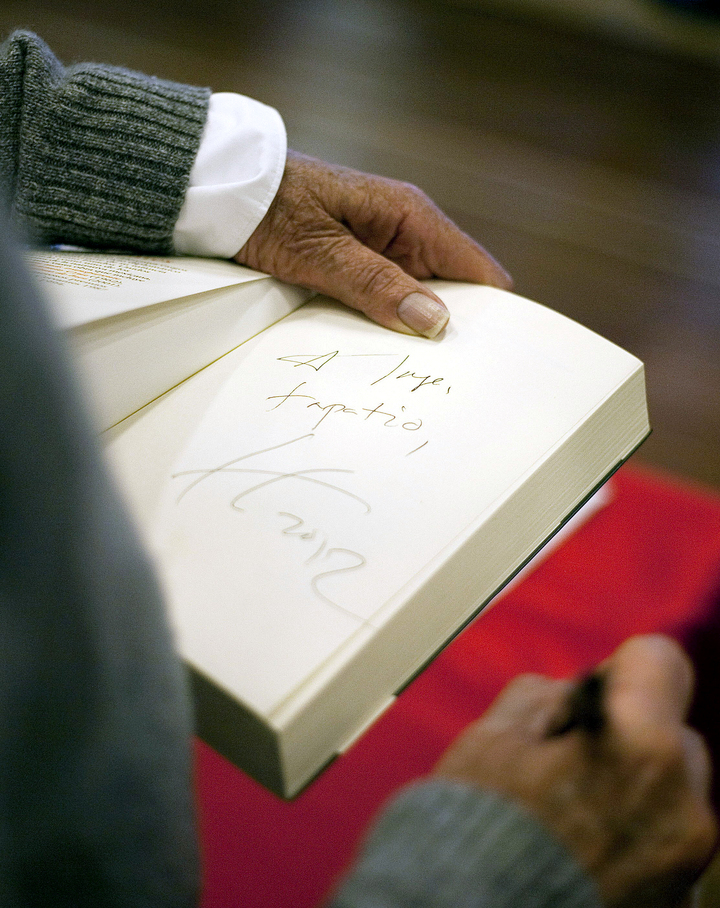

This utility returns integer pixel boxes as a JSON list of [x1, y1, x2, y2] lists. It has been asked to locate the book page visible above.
[[27, 250, 269, 328], [150, 283, 641, 716]]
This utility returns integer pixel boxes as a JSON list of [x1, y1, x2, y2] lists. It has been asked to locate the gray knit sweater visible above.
[[331, 782, 602, 908], [0, 30, 210, 252], [0, 30, 603, 908]]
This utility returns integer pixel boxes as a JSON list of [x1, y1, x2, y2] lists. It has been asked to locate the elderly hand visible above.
[[434, 635, 717, 908], [235, 151, 511, 338]]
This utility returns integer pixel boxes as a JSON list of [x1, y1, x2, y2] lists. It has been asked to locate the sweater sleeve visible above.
[[0, 30, 210, 253], [329, 781, 603, 908]]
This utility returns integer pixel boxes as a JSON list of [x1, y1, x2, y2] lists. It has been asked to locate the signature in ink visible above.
[[171, 433, 370, 512], [170, 434, 372, 617]]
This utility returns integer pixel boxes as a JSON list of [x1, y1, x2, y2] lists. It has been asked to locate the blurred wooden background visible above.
[[2, 0, 719, 490]]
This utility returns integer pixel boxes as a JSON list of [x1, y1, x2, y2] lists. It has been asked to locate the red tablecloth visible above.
[[195, 463, 720, 908]]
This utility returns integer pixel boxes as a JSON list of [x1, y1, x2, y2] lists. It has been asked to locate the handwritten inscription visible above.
[[370, 354, 450, 393], [266, 382, 423, 432], [278, 350, 451, 394], [278, 512, 367, 616], [269, 349, 457, 454], [166, 343, 459, 617], [170, 434, 370, 618]]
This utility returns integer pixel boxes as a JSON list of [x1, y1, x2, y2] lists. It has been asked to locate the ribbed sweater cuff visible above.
[[330, 781, 603, 908], [3, 31, 210, 253]]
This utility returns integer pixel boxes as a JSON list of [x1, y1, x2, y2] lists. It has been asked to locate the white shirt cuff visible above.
[[173, 92, 287, 259]]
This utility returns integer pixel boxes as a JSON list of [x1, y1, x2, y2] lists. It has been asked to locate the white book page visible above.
[[151, 283, 640, 717], [26, 250, 269, 328]]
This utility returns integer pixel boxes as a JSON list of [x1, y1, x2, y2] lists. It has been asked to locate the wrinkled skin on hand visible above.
[[236, 151, 512, 338], [434, 635, 718, 908]]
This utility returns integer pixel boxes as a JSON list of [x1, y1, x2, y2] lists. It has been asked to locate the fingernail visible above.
[[397, 292, 449, 338]]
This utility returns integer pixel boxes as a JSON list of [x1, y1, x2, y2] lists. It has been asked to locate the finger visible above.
[[482, 674, 573, 739], [299, 227, 453, 338], [603, 635, 695, 729], [333, 170, 512, 291], [682, 726, 714, 799], [434, 674, 572, 779], [401, 204, 513, 290]]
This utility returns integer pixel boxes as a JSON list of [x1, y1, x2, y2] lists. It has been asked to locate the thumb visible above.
[[311, 231, 450, 338], [603, 634, 695, 728]]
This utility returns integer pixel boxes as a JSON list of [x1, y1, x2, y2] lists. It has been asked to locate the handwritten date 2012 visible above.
[[278, 512, 367, 618]]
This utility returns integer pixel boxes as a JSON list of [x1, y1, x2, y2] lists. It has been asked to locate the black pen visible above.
[[547, 672, 606, 738]]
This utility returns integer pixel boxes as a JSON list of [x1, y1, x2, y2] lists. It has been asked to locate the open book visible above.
[[32, 251, 650, 798]]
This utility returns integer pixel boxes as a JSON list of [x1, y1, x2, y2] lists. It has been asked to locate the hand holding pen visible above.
[[434, 635, 717, 908]]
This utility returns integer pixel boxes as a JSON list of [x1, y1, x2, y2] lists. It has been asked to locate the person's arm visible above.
[[0, 30, 210, 253], [0, 30, 510, 338], [331, 781, 602, 908], [331, 636, 717, 908]]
